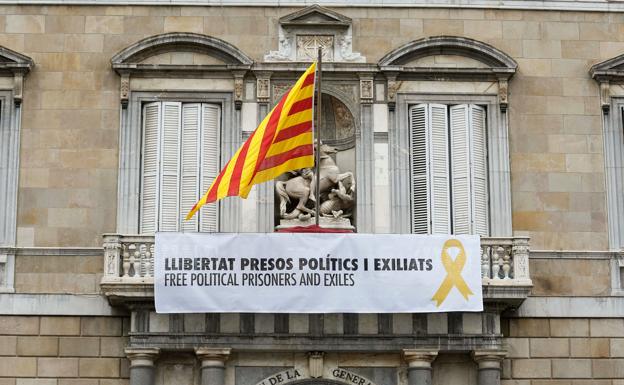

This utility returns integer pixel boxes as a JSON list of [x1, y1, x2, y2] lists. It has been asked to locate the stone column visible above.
[[472, 350, 506, 385], [403, 349, 438, 385], [196, 348, 231, 385], [125, 348, 160, 385]]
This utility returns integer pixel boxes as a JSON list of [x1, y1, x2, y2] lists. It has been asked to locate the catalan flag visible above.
[[186, 62, 317, 220]]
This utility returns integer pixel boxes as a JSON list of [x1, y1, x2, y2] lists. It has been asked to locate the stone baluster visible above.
[[196, 348, 231, 385], [512, 236, 531, 284], [126, 347, 160, 385], [403, 349, 438, 385], [472, 350, 506, 385]]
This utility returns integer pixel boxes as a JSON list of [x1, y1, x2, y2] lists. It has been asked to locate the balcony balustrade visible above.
[[100, 234, 532, 306]]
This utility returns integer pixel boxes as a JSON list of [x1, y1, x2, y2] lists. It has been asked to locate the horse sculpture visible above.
[[275, 144, 356, 221]]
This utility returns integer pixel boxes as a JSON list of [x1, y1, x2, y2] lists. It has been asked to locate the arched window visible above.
[[378, 36, 517, 236], [112, 33, 252, 234]]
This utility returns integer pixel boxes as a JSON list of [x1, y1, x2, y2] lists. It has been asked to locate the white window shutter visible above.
[[141, 102, 161, 234], [409, 104, 430, 234], [429, 104, 451, 234], [159, 102, 182, 232], [450, 104, 471, 234], [200, 103, 221, 232], [180, 103, 201, 232], [470, 104, 489, 236]]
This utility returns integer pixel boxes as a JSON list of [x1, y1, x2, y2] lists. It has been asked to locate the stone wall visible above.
[[14, 254, 103, 294], [0, 315, 129, 383], [0, 4, 613, 250], [503, 318, 624, 383]]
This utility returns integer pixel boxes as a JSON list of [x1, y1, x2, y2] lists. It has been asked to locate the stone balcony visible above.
[[100, 234, 532, 307]]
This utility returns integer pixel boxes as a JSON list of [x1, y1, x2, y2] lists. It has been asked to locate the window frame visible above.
[[117, 91, 236, 234], [391, 93, 511, 236], [605, 98, 624, 251]]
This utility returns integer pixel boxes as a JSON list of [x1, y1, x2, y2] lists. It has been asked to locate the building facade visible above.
[[0, 1, 623, 384]]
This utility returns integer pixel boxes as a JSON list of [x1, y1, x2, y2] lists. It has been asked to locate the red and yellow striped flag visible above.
[[186, 62, 316, 220]]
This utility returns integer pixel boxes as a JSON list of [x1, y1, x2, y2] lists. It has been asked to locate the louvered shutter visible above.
[[429, 104, 451, 234], [450, 104, 471, 234], [200, 103, 220, 232], [159, 102, 182, 232], [140, 102, 161, 234], [180, 103, 201, 232], [470, 104, 489, 236], [409, 104, 429, 234]]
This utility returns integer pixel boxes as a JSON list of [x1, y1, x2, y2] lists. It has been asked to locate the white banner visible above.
[[155, 232, 483, 313]]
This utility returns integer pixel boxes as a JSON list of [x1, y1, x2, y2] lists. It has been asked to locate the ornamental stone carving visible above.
[[264, 5, 365, 63]]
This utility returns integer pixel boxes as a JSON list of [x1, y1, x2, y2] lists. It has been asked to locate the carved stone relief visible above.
[[296, 35, 334, 61], [264, 6, 365, 63]]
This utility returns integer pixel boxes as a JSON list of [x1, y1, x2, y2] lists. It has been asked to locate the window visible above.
[[140, 102, 220, 233], [409, 103, 488, 236]]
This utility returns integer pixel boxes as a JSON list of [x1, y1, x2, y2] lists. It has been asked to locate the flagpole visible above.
[[314, 47, 322, 226]]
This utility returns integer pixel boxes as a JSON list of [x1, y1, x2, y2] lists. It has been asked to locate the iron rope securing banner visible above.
[[154, 233, 483, 313]]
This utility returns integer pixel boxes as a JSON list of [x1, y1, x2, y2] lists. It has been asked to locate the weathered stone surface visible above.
[[0, 357, 37, 377], [511, 359, 551, 378], [530, 338, 569, 357], [100, 337, 127, 357], [0, 336, 17, 356], [505, 338, 529, 358], [592, 358, 624, 378], [17, 337, 59, 356], [530, 259, 610, 296], [40, 317, 80, 336], [0, 316, 39, 335], [37, 358, 79, 377], [81, 317, 122, 336], [59, 337, 100, 357], [551, 358, 592, 378], [550, 319, 589, 337], [591, 319, 624, 337], [78, 358, 120, 378], [570, 338, 610, 358], [510, 319, 550, 337]]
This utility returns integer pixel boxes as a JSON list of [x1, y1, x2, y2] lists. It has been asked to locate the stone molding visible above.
[[111, 32, 253, 69], [3, 0, 624, 12], [379, 36, 517, 71], [590, 53, 624, 111], [195, 347, 231, 368]]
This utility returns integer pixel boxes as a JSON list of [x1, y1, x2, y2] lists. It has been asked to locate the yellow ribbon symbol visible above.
[[432, 239, 474, 307]]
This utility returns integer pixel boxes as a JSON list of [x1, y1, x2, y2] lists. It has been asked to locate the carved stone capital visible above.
[[359, 74, 374, 104], [125, 348, 160, 367], [195, 348, 231, 368], [600, 80, 610, 113], [403, 350, 438, 368], [120, 73, 130, 108], [13, 72, 24, 107], [471, 350, 506, 370], [308, 351, 324, 378], [255, 72, 272, 103], [384, 72, 400, 111], [498, 78, 508, 112], [233, 71, 246, 110]]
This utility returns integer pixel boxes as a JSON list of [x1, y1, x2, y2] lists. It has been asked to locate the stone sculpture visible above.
[[275, 144, 355, 229]]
